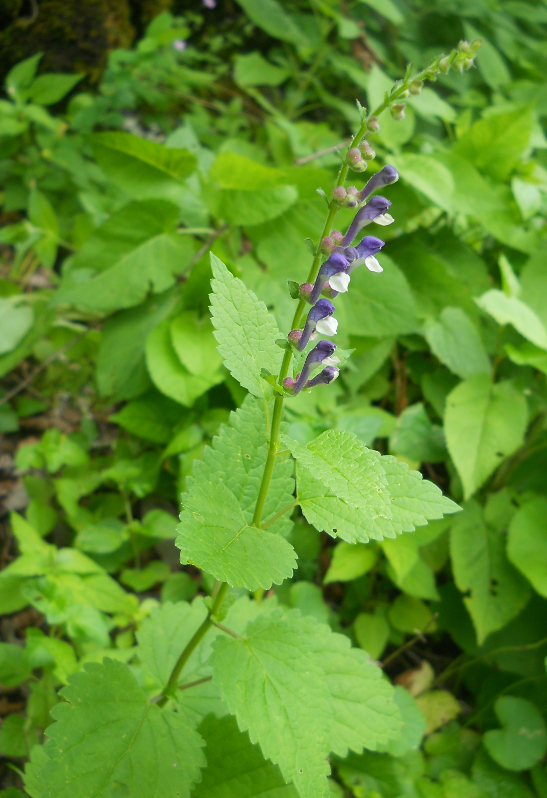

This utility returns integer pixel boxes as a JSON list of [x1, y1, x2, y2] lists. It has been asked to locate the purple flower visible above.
[[203, 0, 216, 7], [297, 299, 337, 351], [359, 165, 399, 202], [347, 236, 385, 274], [173, 40, 187, 51], [342, 196, 392, 246], [307, 366, 340, 388], [309, 252, 348, 305], [294, 341, 339, 394]]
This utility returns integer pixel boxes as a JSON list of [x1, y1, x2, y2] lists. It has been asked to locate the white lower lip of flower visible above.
[[365, 255, 383, 273], [374, 213, 394, 226], [322, 355, 340, 367], [329, 272, 350, 292], [316, 316, 338, 336]]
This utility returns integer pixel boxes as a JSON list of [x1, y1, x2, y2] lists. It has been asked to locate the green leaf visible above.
[[484, 697, 547, 771], [389, 403, 446, 463], [194, 714, 299, 798], [0, 714, 28, 757], [507, 497, 547, 598], [233, 0, 307, 46], [56, 200, 194, 313], [388, 594, 435, 634], [0, 642, 32, 687], [506, 342, 547, 375], [170, 311, 222, 377], [296, 452, 459, 543], [450, 501, 531, 644], [424, 307, 491, 379], [109, 392, 185, 443], [176, 479, 296, 590], [354, 612, 390, 660], [323, 542, 377, 584], [415, 690, 460, 736], [212, 608, 401, 798], [463, 24, 512, 90], [36, 659, 205, 798], [26, 73, 83, 105], [454, 107, 533, 181], [473, 747, 536, 798], [6, 53, 43, 92], [89, 132, 196, 202], [210, 254, 282, 397], [191, 395, 295, 536], [234, 52, 290, 88], [378, 686, 426, 757], [444, 375, 528, 499], [356, 0, 403, 24], [120, 560, 170, 591], [475, 289, 547, 350], [28, 189, 58, 269], [0, 299, 34, 355], [146, 319, 224, 406]]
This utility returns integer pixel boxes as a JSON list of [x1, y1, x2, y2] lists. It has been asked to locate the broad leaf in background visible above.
[[176, 479, 296, 590], [210, 254, 282, 397], [424, 307, 491, 379], [55, 200, 195, 313], [207, 153, 298, 226], [483, 696, 547, 771], [0, 300, 34, 356], [507, 497, 547, 597], [476, 289, 547, 350], [89, 132, 196, 203], [389, 403, 446, 463], [450, 501, 531, 643], [35, 659, 205, 798], [445, 375, 527, 499], [234, 0, 307, 47], [194, 714, 299, 798], [28, 189, 58, 269]]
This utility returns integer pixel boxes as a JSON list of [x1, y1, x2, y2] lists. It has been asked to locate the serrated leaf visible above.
[[450, 500, 531, 644], [210, 254, 282, 397], [176, 479, 296, 590], [192, 396, 294, 535], [296, 452, 459, 543], [194, 714, 299, 798], [444, 375, 527, 499], [36, 659, 205, 798], [212, 608, 401, 798]]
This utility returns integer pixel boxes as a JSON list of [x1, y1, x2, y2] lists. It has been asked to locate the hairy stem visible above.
[[158, 582, 229, 707]]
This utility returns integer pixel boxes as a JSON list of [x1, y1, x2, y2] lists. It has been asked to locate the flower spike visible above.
[[297, 299, 337, 351], [309, 252, 348, 304], [294, 341, 339, 394]]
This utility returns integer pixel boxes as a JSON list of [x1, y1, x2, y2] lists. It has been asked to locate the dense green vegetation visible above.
[[1, 1, 547, 796]]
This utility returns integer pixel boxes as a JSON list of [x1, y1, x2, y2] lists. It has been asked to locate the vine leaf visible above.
[[34, 659, 205, 798], [211, 608, 401, 798], [176, 479, 297, 591], [210, 254, 282, 397]]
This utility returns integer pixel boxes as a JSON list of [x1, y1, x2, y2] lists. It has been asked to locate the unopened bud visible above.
[[347, 186, 359, 196], [331, 230, 343, 244], [367, 117, 380, 133], [299, 283, 313, 302], [398, 89, 410, 99], [346, 148, 362, 164], [469, 39, 482, 54], [439, 57, 450, 74], [409, 80, 422, 95], [453, 55, 466, 73], [463, 57, 474, 70], [320, 236, 335, 255], [288, 330, 302, 345], [391, 104, 406, 120], [423, 69, 437, 80], [283, 377, 296, 394], [458, 40, 470, 54], [359, 140, 376, 160]]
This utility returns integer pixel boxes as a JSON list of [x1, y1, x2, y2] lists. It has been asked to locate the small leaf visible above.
[[507, 497, 547, 598], [416, 690, 460, 735], [484, 697, 547, 771], [316, 187, 330, 206]]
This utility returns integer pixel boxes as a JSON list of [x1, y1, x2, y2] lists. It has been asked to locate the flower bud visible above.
[[438, 57, 450, 74], [409, 80, 422, 95], [346, 147, 367, 172], [367, 117, 380, 132], [307, 366, 339, 389], [469, 39, 482, 54], [391, 104, 406, 120], [299, 283, 313, 302], [359, 165, 399, 202], [463, 57, 475, 70], [359, 140, 376, 160], [283, 377, 296, 394], [332, 186, 347, 207], [288, 330, 302, 346], [320, 236, 335, 255], [398, 89, 410, 99], [458, 40, 470, 53], [331, 230, 343, 245]]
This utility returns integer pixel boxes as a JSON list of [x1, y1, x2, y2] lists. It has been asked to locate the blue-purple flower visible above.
[[342, 196, 393, 246], [346, 236, 385, 274], [294, 341, 339, 394], [309, 252, 349, 304], [307, 366, 340, 387], [359, 165, 399, 202], [296, 299, 337, 351]]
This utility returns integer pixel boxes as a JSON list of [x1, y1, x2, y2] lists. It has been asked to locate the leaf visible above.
[[378, 686, 426, 757], [475, 289, 547, 349], [444, 375, 528, 499], [354, 612, 390, 660], [483, 697, 547, 771], [146, 319, 224, 406], [212, 608, 401, 798], [234, 52, 290, 88], [506, 342, 547, 375], [109, 392, 185, 443], [55, 200, 195, 313], [120, 560, 170, 591], [0, 300, 34, 355], [507, 497, 547, 598], [36, 659, 205, 798], [472, 747, 537, 798], [176, 479, 296, 590], [450, 501, 531, 644], [209, 254, 282, 397], [89, 132, 196, 202], [416, 691, 460, 736], [424, 307, 491, 379], [388, 594, 435, 634], [234, 0, 307, 46], [28, 189, 58, 268], [194, 714, 298, 798], [0, 642, 32, 687], [170, 311, 222, 377], [296, 453, 459, 543], [356, 0, 403, 24], [389, 403, 446, 463], [26, 73, 83, 105], [191, 395, 295, 536], [6, 53, 42, 92], [323, 542, 377, 584]]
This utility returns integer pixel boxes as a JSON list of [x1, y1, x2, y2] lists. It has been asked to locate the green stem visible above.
[[158, 582, 229, 707]]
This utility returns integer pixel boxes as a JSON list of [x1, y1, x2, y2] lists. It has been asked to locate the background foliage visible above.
[[1, 0, 547, 796]]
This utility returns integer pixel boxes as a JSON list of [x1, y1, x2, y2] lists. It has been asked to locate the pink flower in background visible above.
[[203, 0, 217, 8], [173, 40, 187, 51]]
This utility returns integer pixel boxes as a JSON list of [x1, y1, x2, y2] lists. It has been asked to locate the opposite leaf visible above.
[[210, 254, 282, 397], [176, 479, 296, 591], [36, 659, 205, 798]]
